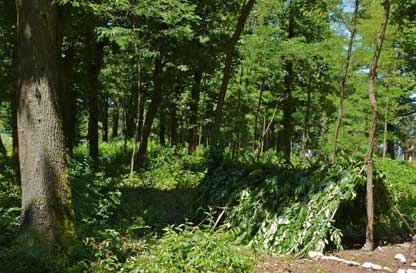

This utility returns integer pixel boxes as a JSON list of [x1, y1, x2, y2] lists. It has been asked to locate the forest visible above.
[[0, 0, 416, 272]]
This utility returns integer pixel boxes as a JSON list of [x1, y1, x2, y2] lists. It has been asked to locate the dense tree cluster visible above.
[[0, 0, 415, 252]]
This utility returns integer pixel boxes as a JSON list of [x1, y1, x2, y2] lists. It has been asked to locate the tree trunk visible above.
[[87, 33, 104, 162], [188, 71, 202, 154], [253, 79, 265, 152], [170, 96, 178, 146], [300, 89, 311, 160], [0, 135, 7, 157], [137, 55, 163, 169], [60, 43, 77, 156], [16, 0, 75, 242], [102, 98, 109, 142], [211, 0, 256, 146], [332, 0, 359, 163], [282, 4, 295, 162], [11, 77, 20, 178], [130, 40, 142, 177], [159, 112, 166, 146], [111, 104, 119, 139], [282, 60, 294, 162], [363, 0, 390, 252]]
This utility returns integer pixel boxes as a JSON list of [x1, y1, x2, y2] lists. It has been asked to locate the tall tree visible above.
[[86, 31, 104, 162], [16, 0, 75, 242], [363, 0, 390, 251], [137, 55, 163, 168], [332, 0, 359, 163], [211, 0, 256, 146]]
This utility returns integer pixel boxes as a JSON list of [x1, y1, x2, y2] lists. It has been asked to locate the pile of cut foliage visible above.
[[195, 155, 415, 256]]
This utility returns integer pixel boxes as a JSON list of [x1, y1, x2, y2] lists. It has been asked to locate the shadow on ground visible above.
[[111, 186, 196, 234]]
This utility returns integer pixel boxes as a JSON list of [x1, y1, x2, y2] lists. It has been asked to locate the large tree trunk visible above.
[[332, 0, 359, 163], [16, 0, 75, 242], [137, 55, 163, 168], [363, 0, 390, 252], [188, 71, 202, 154], [87, 32, 104, 162], [211, 0, 256, 146]]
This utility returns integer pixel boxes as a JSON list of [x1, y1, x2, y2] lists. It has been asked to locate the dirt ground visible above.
[[257, 243, 416, 273]]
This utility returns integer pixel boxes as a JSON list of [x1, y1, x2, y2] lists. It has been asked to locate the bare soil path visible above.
[[257, 243, 415, 273]]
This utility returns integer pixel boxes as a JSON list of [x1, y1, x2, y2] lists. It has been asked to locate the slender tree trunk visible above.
[[159, 111, 166, 146], [332, 0, 359, 163], [253, 79, 265, 152], [170, 94, 178, 146], [62, 46, 77, 156], [198, 87, 206, 147], [87, 33, 104, 162], [0, 135, 7, 157], [300, 89, 311, 160], [382, 118, 388, 160], [282, 5, 295, 162], [16, 0, 75, 242], [137, 55, 163, 169], [363, 0, 390, 252], [11, 78, 20, 176], [211, 0, 256, 146], [257, 98, 279, 161], [130, 39, 142, 177], [282, 60, 294, 162], [102, 98, 109, 142], [111, 103, 119, 139], [188, 71, 202, 154]]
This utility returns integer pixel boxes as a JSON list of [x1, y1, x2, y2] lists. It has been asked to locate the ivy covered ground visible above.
[[1, 142, 416, 273]]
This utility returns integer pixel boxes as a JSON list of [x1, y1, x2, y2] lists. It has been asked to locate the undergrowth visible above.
[[0, 143, 415, 272]]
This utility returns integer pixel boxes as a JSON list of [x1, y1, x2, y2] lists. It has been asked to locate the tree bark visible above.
[[16, 0, 75, 242], [332, 0, 359, 163], [211, 0, 256, 146], [363, 0, 390, 252], [188, 71, 202, 154], [137, 55, 163, 168], [87, 33, 104, 162]]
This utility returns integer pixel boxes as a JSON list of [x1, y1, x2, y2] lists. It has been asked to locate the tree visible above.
[[332, 0, 359, 163], [363, 0, 390, 251], [16, 0, 75, 242], [211, 0, 256, 146]]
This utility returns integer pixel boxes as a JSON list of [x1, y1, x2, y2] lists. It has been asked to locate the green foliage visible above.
[[127, 144, 206, 188], [0, 164, 20, 246], [376, 159, 416, 233], [195, 156, 367, 255], [121, 218, 254, 273]]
